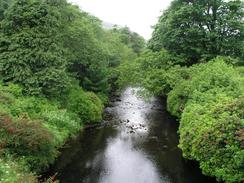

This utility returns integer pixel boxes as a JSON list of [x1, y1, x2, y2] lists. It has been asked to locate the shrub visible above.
[[142, 65, 190, 96], [0, 157, 37, 183], [6, 97, 57, 118], [67, 87, 104, 124], [0, 113, 57, 172], [0, 81, 84, 172], [117, 49, 191, 95], [0, 83, 57, 117], [96, 92, 109, 105], [179, 95, 244, 182], [164, 57, 244, 182], [0, 82, 23, 97], [135, 55, 244, 182], [0, 81, 85, 182], [42, 110, 81, 146], [167, 58, 242, 118]]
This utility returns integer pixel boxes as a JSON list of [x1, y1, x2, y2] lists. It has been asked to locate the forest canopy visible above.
[[148, 0, 244, 65]]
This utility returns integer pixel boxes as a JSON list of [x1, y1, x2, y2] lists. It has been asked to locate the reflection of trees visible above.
[[139, 108, 216, 183], [48, 126, 118, 182]]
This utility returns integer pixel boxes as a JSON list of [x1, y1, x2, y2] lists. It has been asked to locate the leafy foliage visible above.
[[180, 96, 244, 182], [168, 59, 244, 182], [0, 82, 82, 173], [0, 113, 57, 172], [0, 0, 144, 180], [58, 5, 142, 94], [117, 49, 190, 94], [111, 26, 145, 54], [167, 58, 242, 118], [59, 6, 110, 93], [119, 54, 244, 182], [0, 0, 70, 97], [116, 1, 244, 183], [0, 0, 12, 21], [119, 35, 244, 183], [0, 157, 37, 183], [148, 0, 244, 64], [67, 86, 104, 124]]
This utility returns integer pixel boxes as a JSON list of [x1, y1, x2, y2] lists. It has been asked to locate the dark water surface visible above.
[[47, 87, 217, 183]]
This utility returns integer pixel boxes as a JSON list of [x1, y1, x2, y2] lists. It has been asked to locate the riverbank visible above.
[[0, 0, 144, 182], [118, 50, 244, 182], [0, 82, 105, 183], [45, 87, 217, 183]]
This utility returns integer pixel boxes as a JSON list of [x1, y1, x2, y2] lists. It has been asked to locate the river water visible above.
[[47, 87, 217, 183]]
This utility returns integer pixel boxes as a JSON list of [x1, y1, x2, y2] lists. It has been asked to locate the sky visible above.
[[67, 0, 172, 40]]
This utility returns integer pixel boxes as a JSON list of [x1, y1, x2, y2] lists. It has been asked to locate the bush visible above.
[[6, 97, 57, 118], [0, 156, 57, 183], [179, 95, 244, 182], [0, 80, 84, 181], [0, 113, 57, 172], [132, 55, 244, 182], [0, 82, 23, 97], [167, 58, 242, 118], [0, 157, 37, 183], [117, 49, 190, 95], [67, 87, 104, 124], [96, 92, 109, 105], [164, 57, 244, 182], [142, 65, 190, 96], [0, 83, 56, 117], [42, 110, 81, 146]]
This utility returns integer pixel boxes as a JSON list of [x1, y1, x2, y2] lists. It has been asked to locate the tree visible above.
[[148, 0, 244, 65], [57, 4, 139, 94], [112, 26, 145, 54], [55, 4, 111, 94], [0, 0, 70, 97], [0, 0, 13, 21]]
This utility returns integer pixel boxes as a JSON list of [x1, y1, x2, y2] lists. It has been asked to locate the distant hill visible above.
[[102, 21, 124, 30], [102, 22, 114, 29]]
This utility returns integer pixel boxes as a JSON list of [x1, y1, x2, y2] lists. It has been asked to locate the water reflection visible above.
[[47, 87, 217, 183], [99, 133, 167, 183]]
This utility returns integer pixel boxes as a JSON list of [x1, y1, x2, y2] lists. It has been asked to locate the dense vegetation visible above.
[[0, 0, 243, 182], [0, 0, 144, 182], [148, 0, 244, 65], [118, 0, 244, 182]]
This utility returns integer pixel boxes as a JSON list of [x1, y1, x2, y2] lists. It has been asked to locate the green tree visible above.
[[57, 4, 110, 93], [57, 4, 140, 94], [112, 26, 145, 54], [148, 0, 244, 65], [0, 0, 70, 97], [0, 0, 13, 21]]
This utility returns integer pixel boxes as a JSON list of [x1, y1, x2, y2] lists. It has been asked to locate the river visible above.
[[47, 87, 217, 183]]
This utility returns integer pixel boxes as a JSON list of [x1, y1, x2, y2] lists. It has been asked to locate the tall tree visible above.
[[0, 0, 70, 97], [0, 0, 13, 21], [57, 4, 110, 93], [148, 0, 244, 65]]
